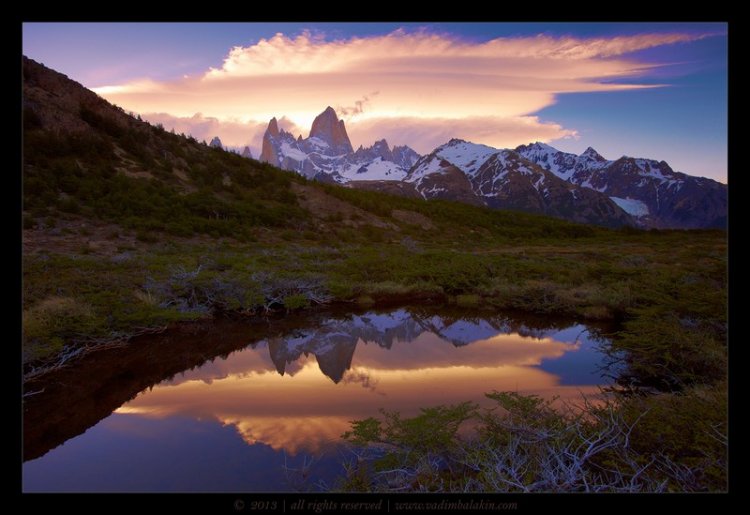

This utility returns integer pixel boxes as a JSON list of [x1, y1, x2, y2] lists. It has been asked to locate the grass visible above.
[[22, 296, 105, 362], [22, 230, 726, 377]]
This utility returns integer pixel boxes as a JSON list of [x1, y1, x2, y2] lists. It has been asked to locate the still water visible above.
[[23, 308, 613, 492]]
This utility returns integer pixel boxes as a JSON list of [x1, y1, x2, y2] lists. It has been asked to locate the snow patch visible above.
[[307, 136, 329, 149], [339, 157, 408, 181], [440, 320, 499, 345], [356, 310, 412, 332], [280, 142, 308, 162], [435, 141, 498, 177], [405, 155, 448, 183], [610, 196, 649, 217]]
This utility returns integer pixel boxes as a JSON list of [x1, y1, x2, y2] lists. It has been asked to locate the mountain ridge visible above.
[[395, 140, 633, 227], [515, 142, 727, 228], [259, 107, 726, 228]]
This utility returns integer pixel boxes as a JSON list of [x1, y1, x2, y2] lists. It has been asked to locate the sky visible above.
[[22, 22, 727, 182]]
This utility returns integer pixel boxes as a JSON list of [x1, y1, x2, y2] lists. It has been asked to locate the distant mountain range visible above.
[[515, 142, 727, 229], [259, 106, 420, 183], [259, 107, 726, 229]]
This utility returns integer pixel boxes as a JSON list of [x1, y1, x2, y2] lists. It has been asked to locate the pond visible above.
[[23, 307, 614, 492]]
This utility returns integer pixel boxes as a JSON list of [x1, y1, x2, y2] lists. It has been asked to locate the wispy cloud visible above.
[[337, 91, 379, 120], [346, 115, 578, 154], [341, 368, 385, 396], [94, 29, 706, 152]]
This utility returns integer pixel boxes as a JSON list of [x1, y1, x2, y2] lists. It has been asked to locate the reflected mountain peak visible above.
[[267, 329, 358, 383], [260, 311, 593, 383], [24, 307, 612, 466]]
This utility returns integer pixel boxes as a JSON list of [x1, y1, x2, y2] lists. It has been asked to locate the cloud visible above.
[[340, 367, 385, 395], [94, 29, 706, 153], [347, 115, 578, 154], [202, 29, 703, 77], [141, 109, 573, 155], [140, 112, 303, 157], [337, 91, 378, 120]]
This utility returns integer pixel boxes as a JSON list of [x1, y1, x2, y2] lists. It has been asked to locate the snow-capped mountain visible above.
[[258, 309, 569, 383], [353, 138, 724, 228], [516, 142, 727, 228], [258, 106, 724, 228], [394, 139, 634, 227], [259, 106, 420, 183]]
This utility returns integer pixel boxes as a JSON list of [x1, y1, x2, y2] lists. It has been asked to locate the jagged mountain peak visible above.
[[209, 136, 223, 149], [401, 142, 633, 227], [514, 140, 725, 228], [309, 106, 353, 153], [259, 106, 419, 183], [267, 117, 280, 137], [432, 139, 500, 177], [444, 138, 468, 147], [256, 103, 724, 229], [580, 146, 605, 161], [518, 141, 557, 153]]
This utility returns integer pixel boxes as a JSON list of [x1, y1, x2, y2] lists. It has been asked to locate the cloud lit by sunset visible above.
[[90, 29, 704, 155], [23, 22, 727, 181]]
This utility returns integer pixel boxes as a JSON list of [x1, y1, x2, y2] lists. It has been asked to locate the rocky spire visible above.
[[260, 117, 280, 166], [241, 146, 252, 159], [309, 106, 353, 153], [209, 136, 223, 149], [267, 117, 280, 137]]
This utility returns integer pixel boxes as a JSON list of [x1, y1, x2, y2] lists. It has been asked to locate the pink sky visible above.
[[94, 30, 705, 157]]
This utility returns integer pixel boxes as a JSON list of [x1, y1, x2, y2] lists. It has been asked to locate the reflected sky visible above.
[[24, 309, 611, 492]]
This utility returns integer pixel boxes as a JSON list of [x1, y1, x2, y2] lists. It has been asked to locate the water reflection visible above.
[[117, 310, 603, 455], [23, 308, 612, 492]]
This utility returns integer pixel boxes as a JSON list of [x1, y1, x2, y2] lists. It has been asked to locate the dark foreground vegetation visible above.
[[22, 55, 727, 491]]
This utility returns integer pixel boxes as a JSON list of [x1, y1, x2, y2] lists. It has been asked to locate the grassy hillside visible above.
[[22, 56, 727, 491]]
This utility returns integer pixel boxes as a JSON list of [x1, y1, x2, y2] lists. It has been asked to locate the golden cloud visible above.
[[93, 29, 705, 154]]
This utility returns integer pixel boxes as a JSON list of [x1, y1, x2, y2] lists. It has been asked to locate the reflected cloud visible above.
[[340, 367, 385, 396], [224, 416, 347, 455], [158, 310, 584, 387], [116, 310, 606, 454]]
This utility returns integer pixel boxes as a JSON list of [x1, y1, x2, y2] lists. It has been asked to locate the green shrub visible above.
[[340, 390, 727, 492], [282, 293, 309, 310], [23, 296, 105, 361]]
